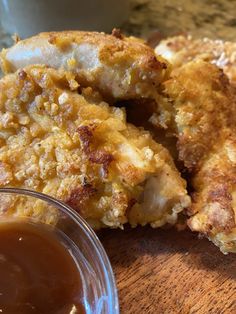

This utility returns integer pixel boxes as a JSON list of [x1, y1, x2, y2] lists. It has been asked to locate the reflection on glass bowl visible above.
[[0, 187, 119, 314]]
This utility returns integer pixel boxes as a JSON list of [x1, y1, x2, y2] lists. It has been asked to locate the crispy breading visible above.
[[0, 65, 190, 229], [190, 139, 236, 253], [155, 35, 236, 85], [158, 60, 236, 253], [0, 30, 169, 100]]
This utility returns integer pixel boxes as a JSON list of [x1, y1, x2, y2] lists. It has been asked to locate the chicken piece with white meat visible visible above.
[[1, 30, 169, 100], [0, 65, 190, 229]]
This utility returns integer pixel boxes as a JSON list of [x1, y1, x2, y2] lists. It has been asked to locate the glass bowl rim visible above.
[[0, 187, 119, 314]]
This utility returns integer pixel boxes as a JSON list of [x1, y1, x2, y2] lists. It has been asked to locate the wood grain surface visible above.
[[99, 227, 236, 314]]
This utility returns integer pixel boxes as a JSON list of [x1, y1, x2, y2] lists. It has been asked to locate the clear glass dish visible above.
[[0, 187, 119, 314]]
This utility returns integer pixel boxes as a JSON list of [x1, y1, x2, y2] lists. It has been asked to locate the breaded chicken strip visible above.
[[0, 30, 169, 100], [158, 60, 236, 253], [0, 65, 189, 229], [155, 35, 236, 85]]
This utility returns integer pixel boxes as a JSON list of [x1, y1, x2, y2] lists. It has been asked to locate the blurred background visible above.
[[123, 0, 236, 40], [1, 0, 236, 49]]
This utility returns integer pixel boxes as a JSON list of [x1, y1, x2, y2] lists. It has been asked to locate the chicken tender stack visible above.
[[5, 30, 236, 254], [0, 65, 189, 229]]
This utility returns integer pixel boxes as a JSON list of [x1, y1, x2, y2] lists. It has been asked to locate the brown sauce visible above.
[[0, 220, 85, 314]]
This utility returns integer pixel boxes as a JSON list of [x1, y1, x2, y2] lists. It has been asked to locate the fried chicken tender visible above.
[[0, 65, 189, 229], [155, 35, 236, 85], [158, 60, 236, 253], [0, 30, 169, 100]]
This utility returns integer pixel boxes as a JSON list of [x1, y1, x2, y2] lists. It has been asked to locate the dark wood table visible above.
[[100, 227, 236, 314]]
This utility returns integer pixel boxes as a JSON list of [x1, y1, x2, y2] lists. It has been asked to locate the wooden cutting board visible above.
[[100, 226, 236, 314]]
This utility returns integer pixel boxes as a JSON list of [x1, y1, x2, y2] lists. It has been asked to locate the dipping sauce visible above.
[[0, 220, 85, 314]]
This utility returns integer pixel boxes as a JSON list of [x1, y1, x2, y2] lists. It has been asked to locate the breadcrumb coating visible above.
[[0, 65, 189, 229], [160, 60, 236, 253], [1, 30, 169, 100], [155, 35, 236, 86]]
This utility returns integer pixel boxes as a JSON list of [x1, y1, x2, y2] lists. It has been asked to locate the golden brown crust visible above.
[[159, 60, 236, 253], [155, 35, 236, 86], [77, 125, 114, 176], [189, 141, 236, 233], [163, 61, 234, 171], [1, 30, 169, 100], [0, 65, 189, 229]]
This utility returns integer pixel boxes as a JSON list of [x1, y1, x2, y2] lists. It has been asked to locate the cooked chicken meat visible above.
[[158, 60, 236, 253], [0, 65, 189, 229], [4, 29, 235, 253], [0, 30, 177, 167], [0, 30, 169, 100]]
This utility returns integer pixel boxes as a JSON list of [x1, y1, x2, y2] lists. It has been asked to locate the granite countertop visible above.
[[122, 0, 236, 41], [1, 0, 236, 49]]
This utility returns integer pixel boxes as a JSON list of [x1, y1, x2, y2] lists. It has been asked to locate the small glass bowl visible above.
[[0, 187, 119, 314]]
